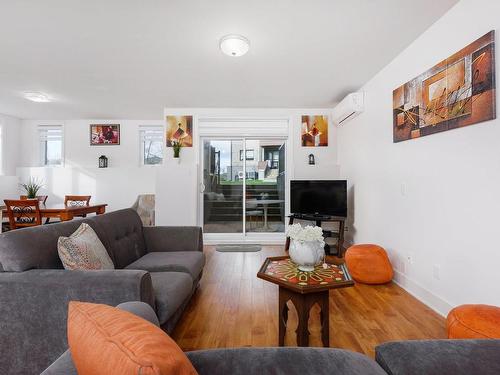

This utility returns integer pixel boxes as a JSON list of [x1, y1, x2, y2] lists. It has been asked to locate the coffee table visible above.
[[257, 256, 354, 347]]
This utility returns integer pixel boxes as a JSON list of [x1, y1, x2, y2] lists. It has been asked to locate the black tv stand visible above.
[[285, 213, 347, 257]]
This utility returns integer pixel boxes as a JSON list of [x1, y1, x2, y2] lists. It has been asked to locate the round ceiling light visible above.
[[24, 92, 51, 103], [219, 34, 250, 57]]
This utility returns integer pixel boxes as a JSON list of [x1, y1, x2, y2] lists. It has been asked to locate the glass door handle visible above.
[[200, 183, 205, 193]]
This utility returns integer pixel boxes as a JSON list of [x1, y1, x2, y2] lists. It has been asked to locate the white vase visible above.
[[289, 240, 325, 272]]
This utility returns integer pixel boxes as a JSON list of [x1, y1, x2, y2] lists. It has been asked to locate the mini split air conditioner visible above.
[[332, 92, 364, 126]]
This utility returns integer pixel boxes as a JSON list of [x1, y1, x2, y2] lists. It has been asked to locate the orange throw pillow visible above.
[[68, 301, 198, 375]]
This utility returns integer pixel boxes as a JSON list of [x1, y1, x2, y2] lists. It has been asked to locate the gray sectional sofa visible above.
[[42, 301, 500, 375], [0, 209, 204, 375]]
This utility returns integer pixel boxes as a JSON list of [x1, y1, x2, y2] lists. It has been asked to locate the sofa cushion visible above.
[[41, 302, 161, 375], [151, 272, 193, 325], [0, 218, 110, 272], [89, 209, 147, 268], [67, 301, 198, 375], [375, 339, 500, 375], [126, 251, 205, 280], [187, 347, 387, 375], [58, 223, 114, 270]]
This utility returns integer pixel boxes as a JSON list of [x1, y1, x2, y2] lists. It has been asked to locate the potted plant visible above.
[[20, 177, 44, 199], [171, 139, 183, 161], [286, 223, 325, 271]]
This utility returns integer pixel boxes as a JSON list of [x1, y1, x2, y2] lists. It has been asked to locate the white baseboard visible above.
[[393, 270, 452, 317]]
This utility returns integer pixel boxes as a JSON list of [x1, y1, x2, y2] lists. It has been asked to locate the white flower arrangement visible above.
[[286, 223, 325, 248]]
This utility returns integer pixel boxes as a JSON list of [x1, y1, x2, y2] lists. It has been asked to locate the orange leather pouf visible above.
[[447, 304, 500, 339], [345, 244, 393, 284]]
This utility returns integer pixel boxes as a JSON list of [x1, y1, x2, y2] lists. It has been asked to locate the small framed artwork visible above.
[[301, 115, 328, 147], [90, 124, 120, 145], [166, 115, 193, 147]]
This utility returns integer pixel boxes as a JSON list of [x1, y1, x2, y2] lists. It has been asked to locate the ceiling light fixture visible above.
[[219, 34, 250, 57], [24, 92, 51, 103]]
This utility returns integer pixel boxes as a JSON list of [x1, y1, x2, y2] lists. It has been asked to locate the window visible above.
[[239, 149, 254, 161], [38, 126, 63, 166], [140, 126, 164, 165]]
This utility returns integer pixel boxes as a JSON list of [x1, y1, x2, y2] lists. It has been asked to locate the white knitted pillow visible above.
[[58, 223, 114, 270]]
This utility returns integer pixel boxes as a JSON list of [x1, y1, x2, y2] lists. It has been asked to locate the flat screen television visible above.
[[290, 180, 347, 218]]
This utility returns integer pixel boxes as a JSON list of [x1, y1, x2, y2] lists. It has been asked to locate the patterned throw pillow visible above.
[[58, 223, 114, 270]]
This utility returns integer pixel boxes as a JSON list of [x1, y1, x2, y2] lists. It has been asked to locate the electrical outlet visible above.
[[406, 252, 414, 265], [344, 226, 349, 232], [399, 259, 406, 274], [433, 264, 441, 280], [401, 182, 407, 196]]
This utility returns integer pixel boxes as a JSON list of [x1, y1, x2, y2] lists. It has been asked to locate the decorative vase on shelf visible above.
[[289, 240, 325, 272]]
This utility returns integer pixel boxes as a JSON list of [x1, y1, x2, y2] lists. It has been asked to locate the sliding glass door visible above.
[[202, 138, 286, 239], [202, 139, 244, 233]]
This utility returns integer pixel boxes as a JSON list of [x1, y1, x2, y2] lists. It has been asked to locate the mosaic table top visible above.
[[257, 256, 354, 294]]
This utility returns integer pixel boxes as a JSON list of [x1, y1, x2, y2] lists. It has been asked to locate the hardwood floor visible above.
[[172, 245, 446, 357]]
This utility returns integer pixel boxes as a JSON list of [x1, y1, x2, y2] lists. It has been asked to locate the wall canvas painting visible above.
[[166, 115, 193, 147], [301, 115, 328, 146], [393, 31, 496, 143], [90, 124, 120, 145]]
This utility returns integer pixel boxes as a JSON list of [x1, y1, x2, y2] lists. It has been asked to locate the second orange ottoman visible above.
[[345, 244, 393, 284], [447, 304, 500, 339]]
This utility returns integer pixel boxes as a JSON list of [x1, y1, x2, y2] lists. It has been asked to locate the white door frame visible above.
[[198, 118, 291, 244]]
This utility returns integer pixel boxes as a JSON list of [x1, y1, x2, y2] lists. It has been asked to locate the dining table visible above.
[[1, 203, 107, 232]]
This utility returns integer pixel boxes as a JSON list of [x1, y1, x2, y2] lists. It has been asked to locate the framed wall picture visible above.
[[166, 115, 193, 147], [90, 124, 120, 145], [301, 115, 328, 147], [393, 31, 496, 142]]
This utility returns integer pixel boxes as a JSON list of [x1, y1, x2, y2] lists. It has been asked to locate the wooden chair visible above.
[[64, 195, 91, 217], [20, 195, 48, 205], [4, 199, 42, 230]]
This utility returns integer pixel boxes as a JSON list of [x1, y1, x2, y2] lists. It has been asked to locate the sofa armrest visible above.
[[375, 339, 500, 375], [0, 269, 154, 375], [187, 347, 386, 375], [143, 226, 203, 253]]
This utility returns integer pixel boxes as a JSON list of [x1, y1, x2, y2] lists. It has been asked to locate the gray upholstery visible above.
[[92, 209, 147, 268], [187, 347, 387, 375], [375, 339, 500, 375], [0, 218, 102, 271], [126, 251, 205, 280], [42, 301, 160, 375], [0, 269, 154, 375], [0, 208, 204, 375], [143, 226, 203, 253], [151, 271, 193, 324]]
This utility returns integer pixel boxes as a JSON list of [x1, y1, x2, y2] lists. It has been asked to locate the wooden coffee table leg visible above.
[[319, 291, 330, 347], [278, 288, 289, 346], [292, 293, 310, 347]]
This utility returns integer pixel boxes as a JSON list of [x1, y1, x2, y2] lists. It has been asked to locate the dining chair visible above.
[[64, 195, 92, 218], [20, 195, 48, 205], [4, 199, 42, 230]]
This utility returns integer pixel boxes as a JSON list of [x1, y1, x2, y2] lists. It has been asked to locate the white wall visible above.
[[157, 108, 339, 226], [0, 113, 21, 200], [337, 0, 500, 315], [19, 119, 161, 211], [19, 110, 339, 220]]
